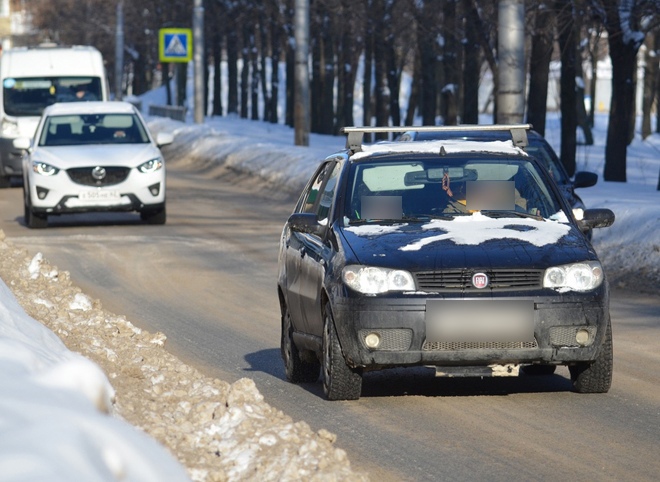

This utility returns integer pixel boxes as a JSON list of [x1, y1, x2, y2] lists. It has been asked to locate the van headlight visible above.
[[1, 119, 19, 137], [544, 261, 604, 292], [138, 158, 163, 173], [32, 161, 59, 176], [342, 265, 415, 294]]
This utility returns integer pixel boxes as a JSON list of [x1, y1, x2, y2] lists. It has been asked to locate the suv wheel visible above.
[[141, 206, 166, 225], [322, 306, 362, 400], [281, 304, 319, 383], [24, 186, 48, 229], [569, 319, 613, 393]]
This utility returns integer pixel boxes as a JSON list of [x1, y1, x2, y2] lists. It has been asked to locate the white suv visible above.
[[16, 101, 172, 228]]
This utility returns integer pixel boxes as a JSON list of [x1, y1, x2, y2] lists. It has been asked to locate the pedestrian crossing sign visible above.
[[159, 28, 192, 63]]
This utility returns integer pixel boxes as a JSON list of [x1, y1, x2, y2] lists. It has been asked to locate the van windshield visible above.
[[3, 77, 103, 116]]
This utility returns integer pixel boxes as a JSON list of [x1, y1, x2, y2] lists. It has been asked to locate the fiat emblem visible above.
[[92, 166, 106, 180], [472, 272, 489, 289]]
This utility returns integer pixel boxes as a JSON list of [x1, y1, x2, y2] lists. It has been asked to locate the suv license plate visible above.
[[78, 190, 120, 202]]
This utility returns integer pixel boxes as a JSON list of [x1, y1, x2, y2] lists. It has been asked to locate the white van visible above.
[[0, 45, 109, 187]]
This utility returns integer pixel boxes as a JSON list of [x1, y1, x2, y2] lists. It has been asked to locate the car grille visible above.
[[415, 269, 543, 292], [423, 340, 539, 351], [67, 166, 131, 187]]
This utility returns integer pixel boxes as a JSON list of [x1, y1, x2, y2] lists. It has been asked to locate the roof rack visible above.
[[342, 124, 532, 152]]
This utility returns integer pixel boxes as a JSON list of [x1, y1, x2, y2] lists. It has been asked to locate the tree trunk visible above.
[[555, 0, 577, 177], [587, 24, 602, 128], [373, 0, 389, 137], [602, 0, 644, 183], [405, 51, 421, 126], [320, 18, 335, 135], [418, 3, 437, 125], [240, 23, 250, 118], [259, 10, 271, 122], [526, 4, 554, 136], [227, 28, 239, 115], [641, 33, 657, 139], [363, 16, 374, 127], [270, 13, 281, 124], [212, 31, 223, 116], [250, 27, 260, 121], [462, 0, 480, 124], [442, 0, 458, 125]]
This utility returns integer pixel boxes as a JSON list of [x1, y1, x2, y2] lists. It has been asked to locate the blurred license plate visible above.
[[78, 190, 120, 201], [426, 300, 534, 342]]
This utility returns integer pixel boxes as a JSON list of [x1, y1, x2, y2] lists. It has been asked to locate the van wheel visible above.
[[322, 306, 362, 400], [569, 319, 613, 393], [281, 304, 319, 383], [0, 176, 10, 188]]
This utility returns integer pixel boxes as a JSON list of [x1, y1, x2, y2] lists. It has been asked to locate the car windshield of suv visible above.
[[344, 157, 565, 225], [3, 77, 103, 116], [38, 113, 151, 146]]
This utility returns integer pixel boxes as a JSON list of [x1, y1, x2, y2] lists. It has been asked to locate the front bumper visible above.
[[28, 168, 165, 214], [0, 136, 24, 177], [332, 289, 609, 370]]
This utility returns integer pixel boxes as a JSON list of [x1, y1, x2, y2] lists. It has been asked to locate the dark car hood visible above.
[[339, 213, 596, 271]]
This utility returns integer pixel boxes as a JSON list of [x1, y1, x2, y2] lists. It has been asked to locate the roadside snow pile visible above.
[[0, 231, 368, 482]]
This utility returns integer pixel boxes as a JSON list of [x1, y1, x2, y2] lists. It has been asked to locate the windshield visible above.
[[38, 113, 150, 146], [344, 156, 565, 225], [3, 77, 103, 116]]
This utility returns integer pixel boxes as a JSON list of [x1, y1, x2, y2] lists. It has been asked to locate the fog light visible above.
[[575, 329, 590, 346], [148, 183, 160, 196], [364, 332, 381, 349], [36, 186, 49, 200]]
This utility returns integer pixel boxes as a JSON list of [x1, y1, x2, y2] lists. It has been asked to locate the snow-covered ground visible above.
[[1, 89, 658, 481]]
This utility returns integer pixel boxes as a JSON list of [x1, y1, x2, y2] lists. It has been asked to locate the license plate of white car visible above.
[[78, 190, 120, 201], [425, 300, 534, 342]]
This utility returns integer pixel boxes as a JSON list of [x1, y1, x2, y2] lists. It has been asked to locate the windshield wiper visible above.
[[480, 210, 544, 220]]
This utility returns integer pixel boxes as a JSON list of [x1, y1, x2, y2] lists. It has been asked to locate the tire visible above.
[[0, 175, 11, 189], [521, 364, 556, 376], [322, 306, 362, 401], [569, 320, 613, 394], [281, 304, 319, 383], [24, 187, 48, 229], [141, 206, 166, 225]]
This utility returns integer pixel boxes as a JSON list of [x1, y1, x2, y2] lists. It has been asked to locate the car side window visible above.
[[316, 163, 341, 223], [300, 163, 331, 214]]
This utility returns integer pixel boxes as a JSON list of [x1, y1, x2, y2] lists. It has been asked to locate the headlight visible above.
[[32, 161, 59, 176], [543, 261, 604, 292], [138, 158, 163, 173], [342, 265, 415, 294]]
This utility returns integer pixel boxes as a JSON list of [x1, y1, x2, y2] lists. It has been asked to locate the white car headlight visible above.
[[543, 261, 604, 292], [138, 158, 163, 173], [342, 265, 415, 294], [32, 161, 59, 176]]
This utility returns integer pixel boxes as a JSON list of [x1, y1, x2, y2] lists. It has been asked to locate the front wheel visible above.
[[24, 187, 48, 229], [141, 206, 166, 225], [322, 306, 362, 400], [569, 320, 613, 393], [281, 304, 319, 383]]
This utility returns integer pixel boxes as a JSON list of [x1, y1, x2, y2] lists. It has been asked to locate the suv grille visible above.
[[67, 166, 131, 187], [423, 340, 539, 351], [415, 269, 543, 292]]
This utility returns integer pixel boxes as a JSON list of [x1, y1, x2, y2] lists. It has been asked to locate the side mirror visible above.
[[581, 208, 615, 229], [288, 212, 326, 236], [13, 137, 31, 150], [155, 132, 174, 147], [573, 171, 598, 189]]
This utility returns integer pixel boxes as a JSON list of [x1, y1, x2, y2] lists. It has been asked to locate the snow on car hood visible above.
[[34, 144, 161, 169], [341, 213, 586, 271]]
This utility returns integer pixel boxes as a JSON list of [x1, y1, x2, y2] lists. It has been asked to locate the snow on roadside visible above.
[[0, 232, 368, 481]]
